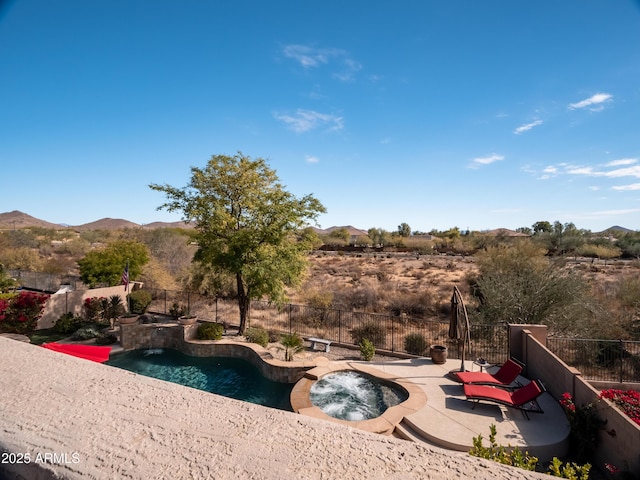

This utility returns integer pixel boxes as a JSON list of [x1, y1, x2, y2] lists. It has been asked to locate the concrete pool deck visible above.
[[342, 356, 571, 461]]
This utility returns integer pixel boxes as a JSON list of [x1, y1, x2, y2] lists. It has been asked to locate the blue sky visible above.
[[1, 1, 639, 233]]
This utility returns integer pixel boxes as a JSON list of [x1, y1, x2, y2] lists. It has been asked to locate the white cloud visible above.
[[568, 93, 613, 110], [566, 166, 598, 176], [333, 58, 362, 82], [282, 44, 361, 82], [470, 154, 504, 168], [603, 165, 640, 178], [282, 44, 335, 68], [593, 208, 640, 215], [606, 158, 638, 167], [274, 109, 344, 133], [514, 120, 543, 135], [305, 155, 319, 164], [612, 183, 640, 191]]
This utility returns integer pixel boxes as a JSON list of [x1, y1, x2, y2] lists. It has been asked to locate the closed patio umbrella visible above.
[[449, 286, 471, 372]]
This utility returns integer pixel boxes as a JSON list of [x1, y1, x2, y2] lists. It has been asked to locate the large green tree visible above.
[[77, 240, 149, 288], [149, 153, 325, 334]]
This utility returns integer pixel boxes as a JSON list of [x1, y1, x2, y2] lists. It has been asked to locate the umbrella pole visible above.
[[453, 286, 471, 372]]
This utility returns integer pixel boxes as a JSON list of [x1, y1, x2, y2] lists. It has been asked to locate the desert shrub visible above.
[[334, 284, 380, 311], [95, 332, 118, 345], [350, 322, 386, 347], [245, 327, 269, 347], [359, 339, 375, 361], [305, 290, 333, 310], [54, 312, 83, 334], [268, 329, 280, 343], [169, 302, 187, 319], [404, 333, 428, 355], [197, 322, 224, 340], [127, 289, 152, 314], [72, 326, 100, 341], [387, 291, 432, 317]]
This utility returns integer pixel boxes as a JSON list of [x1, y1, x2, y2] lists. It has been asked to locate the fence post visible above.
[[619, 339, 624, 383], [289, 303, 292, 334], [391, 315, 395, 353], [338, 310, 342, 344]]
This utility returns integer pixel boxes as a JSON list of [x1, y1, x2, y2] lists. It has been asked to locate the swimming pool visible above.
[[106, 348, 294, 411]]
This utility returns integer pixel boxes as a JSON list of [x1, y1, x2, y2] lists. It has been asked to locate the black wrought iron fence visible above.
[[143, 288, 509, 362], [547, 337, 640, 383]]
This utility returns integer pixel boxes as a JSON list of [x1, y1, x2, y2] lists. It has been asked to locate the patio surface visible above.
[[302, 356, 571, 462]]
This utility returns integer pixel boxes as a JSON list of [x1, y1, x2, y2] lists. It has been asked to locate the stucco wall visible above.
[[0, 337, 549, 480], [38, 285, 135, 329], [518, 329, 640, 477]]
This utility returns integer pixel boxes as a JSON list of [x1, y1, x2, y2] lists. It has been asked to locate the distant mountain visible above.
[[0, 210, 62, 230], [74, 218, 141, 231], [599, 225, 634, 234], [0, 211, 192, 231], [312, 225, 369, 236]]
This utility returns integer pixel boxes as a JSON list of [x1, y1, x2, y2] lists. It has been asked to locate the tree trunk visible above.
[[236, 273, 250, 335]]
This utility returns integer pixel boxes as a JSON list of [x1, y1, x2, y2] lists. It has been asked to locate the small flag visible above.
[[122, 263, 129, 291]]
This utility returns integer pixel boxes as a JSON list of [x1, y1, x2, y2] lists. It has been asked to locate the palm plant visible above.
[[280, 333, 305, 361]]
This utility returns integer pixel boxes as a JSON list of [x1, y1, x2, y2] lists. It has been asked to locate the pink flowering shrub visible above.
[[0, 291, 49, 334], [559, 392, 606, 462], [84, 296, 106, 323], [601, 389, 640, 426]]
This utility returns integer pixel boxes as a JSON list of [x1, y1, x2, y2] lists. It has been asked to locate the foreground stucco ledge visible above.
[[0, 337, 548, 480]]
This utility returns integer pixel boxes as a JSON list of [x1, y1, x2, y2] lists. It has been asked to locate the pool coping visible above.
[[290, 361, 428, 435]]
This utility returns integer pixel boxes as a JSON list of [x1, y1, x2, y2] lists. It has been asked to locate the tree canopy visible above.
[[77, 240, 149, 288], [471, 240, 593, 333], [149, 153, 325, 333]]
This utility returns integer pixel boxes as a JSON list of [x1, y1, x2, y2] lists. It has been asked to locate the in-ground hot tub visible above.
[[290, 362, 427, 435], [310, 370, 408, 421]]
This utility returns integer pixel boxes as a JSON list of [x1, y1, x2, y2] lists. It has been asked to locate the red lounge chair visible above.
[[41, 342, 112, 363], [454, 359, 523, 387], [464, 379, 545, 419]]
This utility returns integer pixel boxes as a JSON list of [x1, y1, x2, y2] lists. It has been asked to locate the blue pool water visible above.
[[106, 349, 293, 411]]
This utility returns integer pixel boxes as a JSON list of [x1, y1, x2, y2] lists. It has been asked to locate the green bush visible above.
[[359, 339, 375, 361], [404, 333, 428, 355], [470, 424, 592, 479], [245, 327, 269, 347], [127, 290, 152, 314], [197, 322, 224, 340], [350, 322, 386, 347], [54, 312, 83, 334], [469, 424, 538, 470], [95, 332, 118, 345], [169, 302, 187, 319], [72, 326, 100, 341]]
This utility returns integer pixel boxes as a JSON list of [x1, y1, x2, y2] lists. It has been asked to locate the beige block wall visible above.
[[517, 329, 640, 477], [38, 286, 132, 329]]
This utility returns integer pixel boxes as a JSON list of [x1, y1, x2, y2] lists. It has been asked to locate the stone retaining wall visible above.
[[119, 321, 316, 383]]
